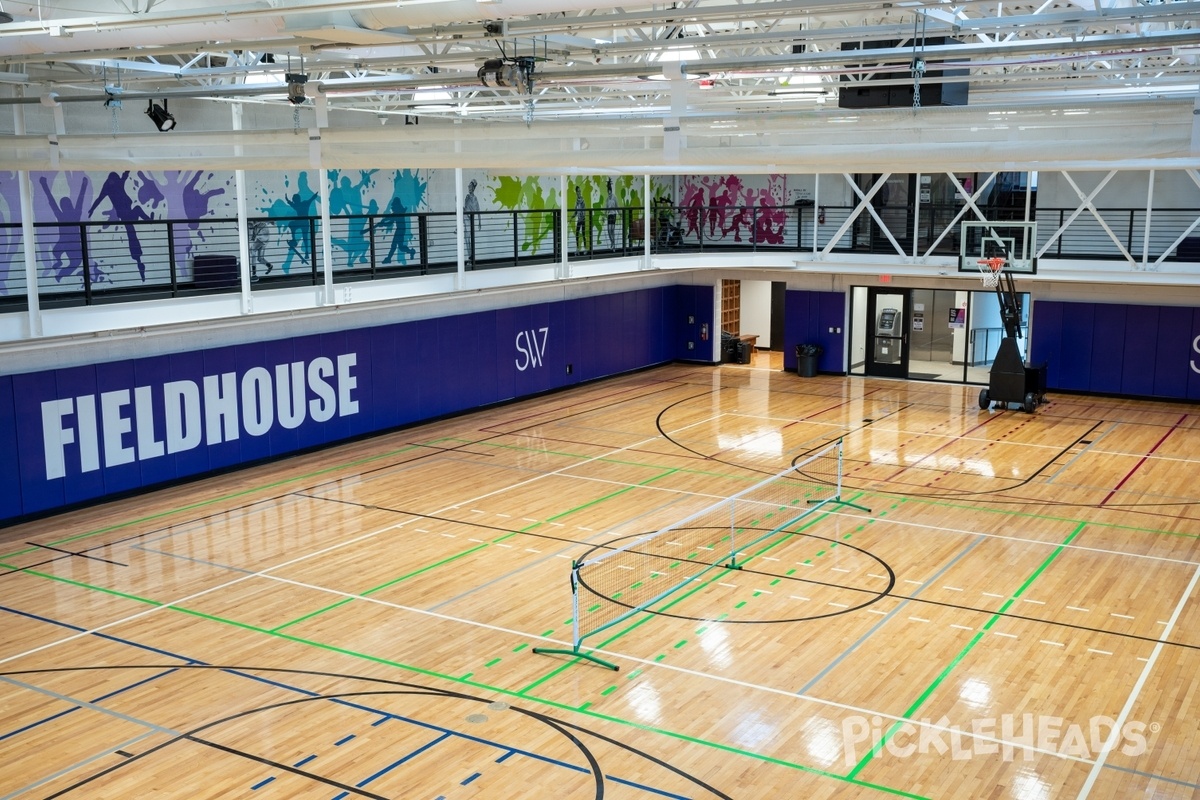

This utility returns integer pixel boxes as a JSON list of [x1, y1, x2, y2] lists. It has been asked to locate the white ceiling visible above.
[[0, 0, 1196, 178], [0, 0, 1198, 125]]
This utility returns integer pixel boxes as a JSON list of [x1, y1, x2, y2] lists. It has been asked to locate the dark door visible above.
[[866, 287, 910, 378]]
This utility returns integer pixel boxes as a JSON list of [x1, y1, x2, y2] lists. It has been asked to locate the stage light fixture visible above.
[[145, 98, 175, 131], [285, 73, 308, 105]]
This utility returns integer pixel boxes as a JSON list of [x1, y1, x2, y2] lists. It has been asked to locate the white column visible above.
[[454, 168, 465, 292], [14, 95, 41, 337], [231, 104, 252, 314], [318, 168, 333, 305], [1142, 170, 1155, 272], [643, 174, 651, 268], [559, 173, 569, 279]]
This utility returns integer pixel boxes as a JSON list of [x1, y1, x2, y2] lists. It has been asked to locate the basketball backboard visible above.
[[958, 221, 1037, 274]]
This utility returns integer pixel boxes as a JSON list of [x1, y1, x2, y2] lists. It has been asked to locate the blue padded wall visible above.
[[1032, 300, 1200, 401], [0, 375, 18, 521], [1, 284, 700, 523], [784, 290, 845, 373]]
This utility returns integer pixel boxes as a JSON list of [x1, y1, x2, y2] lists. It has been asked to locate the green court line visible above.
[[601, 685, 618, 696], [485, 658, 501, 668], [520, 468, 680, 534], [149, 601, 928, 797], [512, 643, 528, 653], [20, 570, 161, 606], [0, 443, 430, 559], [844, 520, 1088, 781], [272, 598, 355, 632], [517, 502, 844, 697], [359, 544, 490, 596]]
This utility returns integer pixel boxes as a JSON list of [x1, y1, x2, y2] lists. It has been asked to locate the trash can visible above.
[[795, 343, 822, 377], [736, 340, 752, 364]]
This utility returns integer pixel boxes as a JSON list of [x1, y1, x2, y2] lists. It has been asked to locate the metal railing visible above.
[[3, 202, 1199, 312]]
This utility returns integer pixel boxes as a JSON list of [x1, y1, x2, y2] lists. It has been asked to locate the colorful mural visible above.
[[679, 174, 788, 244]]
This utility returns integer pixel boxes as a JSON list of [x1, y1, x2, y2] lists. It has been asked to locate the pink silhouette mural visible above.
[[678, 174, 789, 245]]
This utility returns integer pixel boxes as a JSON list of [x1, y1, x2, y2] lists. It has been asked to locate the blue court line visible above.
[[0, 706, 80, 743], [495, 749, 515, 763], [0, 732, 155, 800], [294, 754, 318, 767], [370, 716, 388, 726], [794, 534, 986, 696], [460, 770, 481, 785], [1105, 764, 1199, 791], [250, 776, 275, 790], [219, 669, 597, 779], [359, 732, 451, 787], [334, 734, 355, 746], [609, 775, 695, 799], [92, 668, 179, 703]]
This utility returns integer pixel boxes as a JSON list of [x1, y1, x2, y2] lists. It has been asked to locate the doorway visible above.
[[857, 287, 909, 378], [849, 285, 1031, 383]]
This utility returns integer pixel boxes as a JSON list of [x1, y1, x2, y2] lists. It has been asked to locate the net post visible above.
[[533, 561, 620, 670], [726, 497, 743, 569], [807, 438, 871, 513]]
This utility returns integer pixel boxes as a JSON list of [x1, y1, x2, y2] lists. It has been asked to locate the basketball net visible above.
[[977, 257, 1006, 288]]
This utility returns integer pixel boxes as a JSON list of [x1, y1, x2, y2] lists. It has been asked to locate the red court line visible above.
[[881, 412, 1011, 482], [1099, 413, 1188, 507]]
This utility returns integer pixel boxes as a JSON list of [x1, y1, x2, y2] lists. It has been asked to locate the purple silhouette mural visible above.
[[38, 173, 96, 285], [0, 172, 22, 295]]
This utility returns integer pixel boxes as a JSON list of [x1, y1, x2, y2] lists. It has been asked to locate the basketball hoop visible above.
[[977, 257, 1006, 288]]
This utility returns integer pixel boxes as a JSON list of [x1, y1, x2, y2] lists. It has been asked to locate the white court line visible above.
[[1076, 562, 1200, 798], [1023, 599, 1045, 605], [718, 583, 739, 589], [827, 601, 848, 608], [943, 586, 963, 592], [982, 592, 1005, 598], [993, 631, 1018, 639], [756, 589, 774, 594], [1066, 606, 1090, 613], [496, 543, 513, 548], [1087, 648, 1113, 656], [841, 508, 1200, 568], [831, 567, 850, 573], [950, 624, 974, 631], [1, 420, 685, 669], [616, 565, 634, 570], [790, 595, 810, 602], [524, 548, 541, 554], [1040, 640, 1064, 647], [908, 616, 930, 623], [903, 579, 923, 586], [866, 609, 888, 615], [867, 573, 888, 580], [1110, 612, 1135, 620], [441, 533, 456, 538]]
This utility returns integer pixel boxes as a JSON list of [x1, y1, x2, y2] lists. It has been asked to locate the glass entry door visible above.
[[865, 288, 910, 379]]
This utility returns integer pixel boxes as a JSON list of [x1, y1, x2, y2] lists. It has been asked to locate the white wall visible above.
[[739, 279, 773, 348]]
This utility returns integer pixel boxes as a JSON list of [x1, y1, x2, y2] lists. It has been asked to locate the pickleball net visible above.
[[534, 438, 869, 669]]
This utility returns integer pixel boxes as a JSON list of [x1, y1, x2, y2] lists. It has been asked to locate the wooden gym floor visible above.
[[1, 356, 1198, 799]]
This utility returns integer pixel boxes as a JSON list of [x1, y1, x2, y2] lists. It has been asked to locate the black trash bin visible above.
[[795, 343, 822, 377], [735, 340, 752, 364]]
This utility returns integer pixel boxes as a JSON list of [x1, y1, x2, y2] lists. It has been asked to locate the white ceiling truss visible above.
[[0, 0, 1194, 124]]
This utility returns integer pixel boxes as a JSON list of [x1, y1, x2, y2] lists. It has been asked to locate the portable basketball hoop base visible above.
[[975, 261, 1048, 414]]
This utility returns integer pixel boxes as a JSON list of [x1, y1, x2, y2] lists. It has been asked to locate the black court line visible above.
[[25, 543, 128, 567], [14, 664, 732, 800], [288, 495, 1200, 653]]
